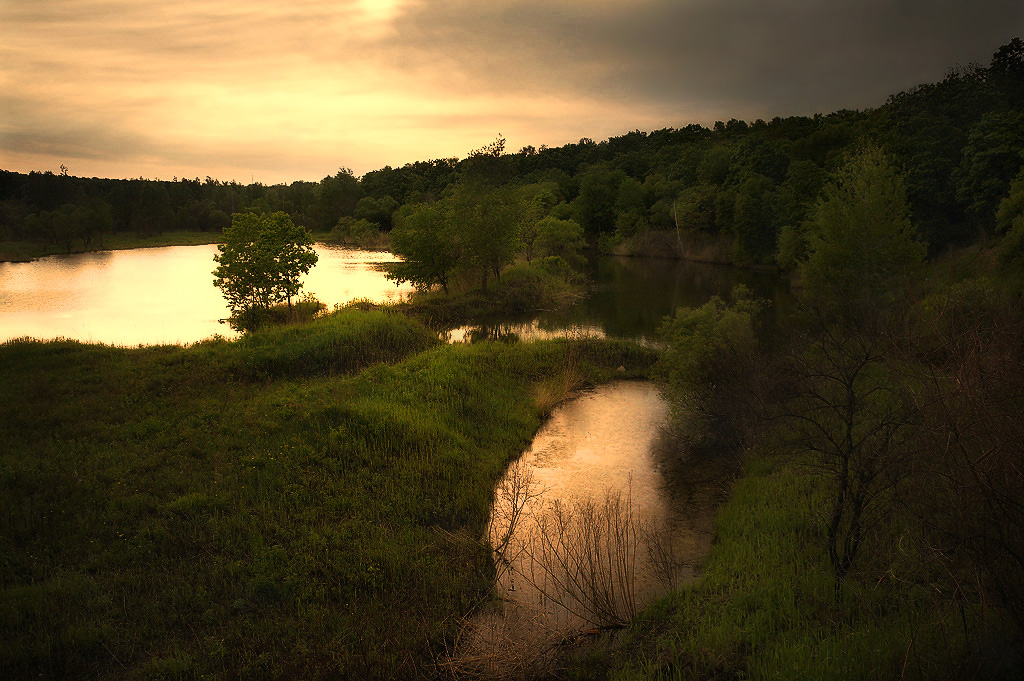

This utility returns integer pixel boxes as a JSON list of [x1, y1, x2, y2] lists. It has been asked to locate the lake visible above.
[[0, 244, 413, 346], [1, 244, 787, 346]]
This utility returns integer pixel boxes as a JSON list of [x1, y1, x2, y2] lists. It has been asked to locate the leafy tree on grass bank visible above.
[[212, 211, 318, 331], [386, 203, 461, 294]]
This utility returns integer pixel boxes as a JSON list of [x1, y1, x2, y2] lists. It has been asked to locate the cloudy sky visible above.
[[2, 0, 1021, 184]]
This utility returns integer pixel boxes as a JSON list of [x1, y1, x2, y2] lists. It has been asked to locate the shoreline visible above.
[[0, 231, 225, 263]]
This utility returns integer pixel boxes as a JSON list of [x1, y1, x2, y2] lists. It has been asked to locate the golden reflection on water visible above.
[[0, 244, 413, 346], [488, 381, 676, 629]]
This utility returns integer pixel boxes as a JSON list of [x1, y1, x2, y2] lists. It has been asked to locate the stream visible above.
[[457, 380, 738, 672]]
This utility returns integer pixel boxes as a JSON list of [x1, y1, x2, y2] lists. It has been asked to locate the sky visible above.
[[2, 0, 1022, 185]]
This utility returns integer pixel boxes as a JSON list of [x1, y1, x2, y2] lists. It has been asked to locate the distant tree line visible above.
[[2, 38, 1022, 266]]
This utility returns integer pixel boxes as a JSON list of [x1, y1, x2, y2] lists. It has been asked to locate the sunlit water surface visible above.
[[489, 378, 720, 622], [0, 244, 412, 346], [462, 381, 734, 668]]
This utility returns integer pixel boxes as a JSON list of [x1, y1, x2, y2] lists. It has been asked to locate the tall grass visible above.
[[596, 452, 975, 680], [0, 317, 656, 679]]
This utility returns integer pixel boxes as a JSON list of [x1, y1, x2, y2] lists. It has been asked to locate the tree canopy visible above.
[[801, 145, 925, 328], [212, 211, 318, 329]]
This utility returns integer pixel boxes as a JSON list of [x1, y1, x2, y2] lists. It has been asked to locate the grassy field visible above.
[[565, 451, 983, 680], [0, 309, 657, 679]]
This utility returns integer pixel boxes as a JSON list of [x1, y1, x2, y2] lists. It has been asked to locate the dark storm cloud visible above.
[[2, 0, 1022, 181], [387, 0, 1024, 116]]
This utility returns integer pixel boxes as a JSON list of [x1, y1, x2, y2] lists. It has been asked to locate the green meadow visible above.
[[0, 310, 656, 678]]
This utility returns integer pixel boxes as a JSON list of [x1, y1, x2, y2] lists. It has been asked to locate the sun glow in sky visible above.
[[1, 0, 1021, 184]]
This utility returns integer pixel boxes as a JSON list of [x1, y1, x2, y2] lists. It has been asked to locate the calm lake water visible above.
[[2, 245, 787, 347], [0, 244, 412, 346], [449, 255, 790, 344]]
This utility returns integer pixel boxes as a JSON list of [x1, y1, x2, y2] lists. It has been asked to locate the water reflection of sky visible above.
[[448, 255, 789, 345], [0, 244, 413, 346], [489, 381, 675, 628]]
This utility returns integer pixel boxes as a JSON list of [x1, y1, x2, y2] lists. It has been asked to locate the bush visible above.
[[656, 285, 763, 447], [224, 309, 439, 381]]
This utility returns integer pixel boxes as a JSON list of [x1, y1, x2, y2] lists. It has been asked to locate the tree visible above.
[[353, 195, 400, 231], [519, 182, 561, 262], [788, 146, 925, 596], [534, 216, 587, 269], [613, 177, 648, 237], [731, 172, 778, 264], [386, 203, 460, 294], [311, 168, 360, 231], [573, 164, 628, 234], [656, 286, 763, 448], [212, 212, 318, 330], [997, 167, 1024, 268], [452, 182, 525, 290], [802, 145, 925, 331], [954, 110, 1024, 231]]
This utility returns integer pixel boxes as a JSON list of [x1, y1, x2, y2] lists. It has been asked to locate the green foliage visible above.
[[0, 330, 654, 679], [776, 159, 825, 229], [447, 180, 525, 289], [329, 216, 380, 247], [675, 183, 717, 232], [802, 145, 925, 327], [518, 181, 562, 261], [310, 168, 360, 231], [534, 215, 587, 268], [217, 310, 440, 381], [775, 223, 808, 270], [955, 110, 1024, 229], [212, 212, 318, 330], [597, 452, 971, 680], [489, 262, 572, 312], [731, 173, 778, 264], [389, 259, 580, 330], [656, 286, 761, 445], [386, 202, 460, 294], [996, 166, 1024, 233], [573, 164, 628, 234], [353, 195, 400, 230], [997, 168, 1024, 270], [697, 145, 734, 185], [388, 164, 528, 294], [613, 177, 649, 237]]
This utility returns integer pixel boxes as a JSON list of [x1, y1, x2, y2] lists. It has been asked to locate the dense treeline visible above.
[[3, 38, 1022, 265], [581, 145, 1024, 679], [580, 89, 1024, 678]]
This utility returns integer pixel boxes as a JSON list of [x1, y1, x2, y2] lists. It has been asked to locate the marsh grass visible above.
[[0, 313, 656, 679], [600, 452, 977, 680]]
